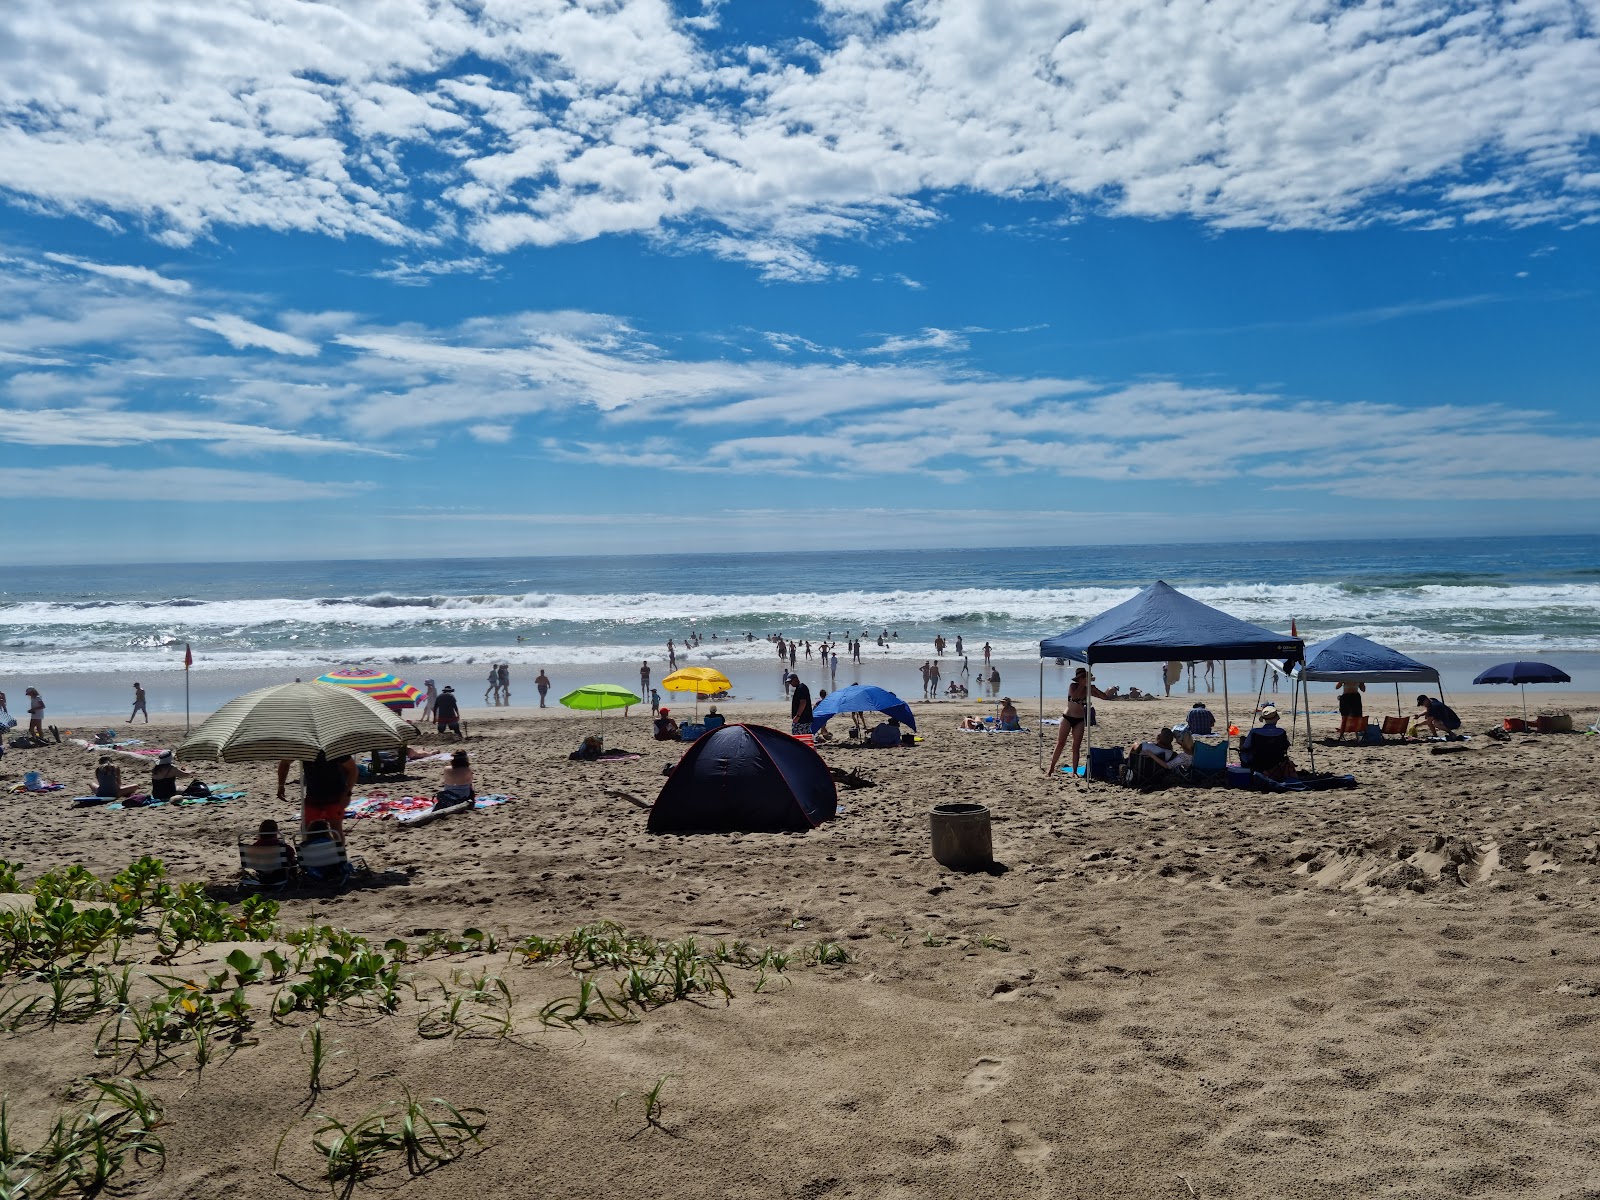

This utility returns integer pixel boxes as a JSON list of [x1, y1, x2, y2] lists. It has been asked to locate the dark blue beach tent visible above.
[[1289, 632, 1443, 742], [648, 723, 837, 834], [1037, 581, 1304, 769]]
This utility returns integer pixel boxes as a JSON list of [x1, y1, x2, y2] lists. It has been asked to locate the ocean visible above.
[[5, 535, 1599, 716]]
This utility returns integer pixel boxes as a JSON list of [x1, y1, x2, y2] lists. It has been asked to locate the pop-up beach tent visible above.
[[1038, 581, 1304, 772], [648, 723, 837, 833], [1288, 632, 1442, 743]]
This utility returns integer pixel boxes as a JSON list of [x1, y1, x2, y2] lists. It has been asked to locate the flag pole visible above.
[[184, 643, 193, 735]]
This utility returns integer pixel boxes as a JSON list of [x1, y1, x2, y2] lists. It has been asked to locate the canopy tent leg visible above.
[[1222, 661, 1231, 760], [1038, 661, 1044, 770], [1304, 677, 1316, 772], [1084, 657, 1094, 781], [1395, 682, 1402, 716]]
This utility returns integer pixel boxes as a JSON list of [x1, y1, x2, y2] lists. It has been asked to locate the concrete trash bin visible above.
[[930, 802, 993, 871]]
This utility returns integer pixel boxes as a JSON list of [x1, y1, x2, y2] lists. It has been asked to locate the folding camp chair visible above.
[[1190, 739, 1228, 787], [1380, 715, 1410, 737], [296, 835, 368, 887], [1086, 745, 1124, 784], [237, 834, 293, 892], [1125, 752, 1183, 792]]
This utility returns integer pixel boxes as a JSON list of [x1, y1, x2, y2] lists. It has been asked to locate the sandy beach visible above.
[[4, 690, 1600, 1198]]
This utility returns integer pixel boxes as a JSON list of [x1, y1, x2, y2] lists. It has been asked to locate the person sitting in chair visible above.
[[1132, 727, 1190, 771], [1415, 694, 1462, 737], [1185, 701, 1215, 735], [997, 697, 1021, 730], [248, 819, 297, 885], [703, 705, 727, 730], [653, 708, 680, 740], [1241, 708, 1297, 781], [868, 717, 903, 747]]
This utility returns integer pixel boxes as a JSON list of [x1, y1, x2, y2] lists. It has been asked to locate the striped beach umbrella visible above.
[[177, 682, 413, 763], [314, 668, 421, 711]]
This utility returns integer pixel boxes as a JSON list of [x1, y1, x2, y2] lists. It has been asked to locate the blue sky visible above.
[[2, 0, 1597, 564]]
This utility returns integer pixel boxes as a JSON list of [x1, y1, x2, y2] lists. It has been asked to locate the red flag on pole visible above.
[[1290, 617, 1298, 638], [184, 643, 193, 669]]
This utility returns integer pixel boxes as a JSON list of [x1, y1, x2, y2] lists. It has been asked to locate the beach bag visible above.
[[0, 709, 17, 730], [183, 780, 212, 798], [23, 771, 44, 790]]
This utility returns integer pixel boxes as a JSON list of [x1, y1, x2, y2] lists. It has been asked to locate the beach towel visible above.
[[12, 778, 65, 793]]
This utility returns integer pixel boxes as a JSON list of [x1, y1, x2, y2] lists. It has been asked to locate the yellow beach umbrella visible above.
[[661, 666, 732, 715]]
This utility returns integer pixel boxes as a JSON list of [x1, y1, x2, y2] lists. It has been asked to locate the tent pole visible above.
[[1304, 678, 1316, 772], [1037, 660, 1044, 771], [1395, 682, 1402, 717], [1084, 657, 1093, 781], [1222, 661, 1231, 761]]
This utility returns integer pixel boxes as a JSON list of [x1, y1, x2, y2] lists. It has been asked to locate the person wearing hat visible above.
[[653, 707, 679, 741], [433, 685, 462, 738], [420, 679, 438, 722], [1241, 706, 1296, 781], [149, 750, 193, 801], [1048, 667, 1113, 776], [1184, 700, 1215, 736], [998, 697, 1021, 730]]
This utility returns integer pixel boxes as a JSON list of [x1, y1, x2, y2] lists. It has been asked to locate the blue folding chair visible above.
[[1190, 739, 1228, 787]]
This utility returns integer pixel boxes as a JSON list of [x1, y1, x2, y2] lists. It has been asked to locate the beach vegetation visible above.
[[0, 1081, 167, 1199], [614, 1074, 675, 1135], [279, 1090, 486, 1199]]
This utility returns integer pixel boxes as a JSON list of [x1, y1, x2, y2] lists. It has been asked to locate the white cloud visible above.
[[0, 408, 388, 455], [5, 465, 367, 501], [863, 326, 969, 355], [0, 1, 1594, 271], [188, 315, 320, 357], [42, 252, 190, 294]]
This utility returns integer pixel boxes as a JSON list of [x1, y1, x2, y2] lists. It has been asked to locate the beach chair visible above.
[[237, 834, 293, 892], [1380, 715, 1409, 738], [1338, 715, 1367, 739], [1125, 752, 1182, 792], [296, 835, 367, 888], [1190, 739, 1228, 787], [678, 722, 706, 742]]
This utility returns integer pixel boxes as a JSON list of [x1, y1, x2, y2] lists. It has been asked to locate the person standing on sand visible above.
[[929, 659, 941, 696], [650, 687, 661, 716], [1049, 667, 1113, 777], [955, 635, 964, 657], [129, 681, 148, 723], [434, 686, 462, 738], [640, 661, 651, 697], [421, 679, 438, 721], [25, 688, 45, 740], [535, 670, 550, 707]]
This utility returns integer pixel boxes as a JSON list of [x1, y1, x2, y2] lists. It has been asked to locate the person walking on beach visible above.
[[485, 664, 501, 706], [929, 659, 941, 696], [955, 635, 964, 657], [667, 639, 678, 670], [650, 687, 661, 716], [535, 670, 550, 707], [789, 642, 797, 668], [129, 681, 148, 723], [497, 662, 511, 705], [25, 688, 45, 741], [919, 661, 931, 699], [830, 651, 838, 684], [421, 679, 438, 721]]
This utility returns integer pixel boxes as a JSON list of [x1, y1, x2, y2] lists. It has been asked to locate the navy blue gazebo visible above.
[[1038, 581, 1304, 771], [1289, 631, 1443, 743]]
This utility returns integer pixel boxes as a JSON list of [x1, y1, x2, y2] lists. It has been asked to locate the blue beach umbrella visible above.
[[810, 684, 917, 733], [1472, 661, 1572, 725]]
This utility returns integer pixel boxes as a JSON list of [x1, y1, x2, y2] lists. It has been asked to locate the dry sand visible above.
[[4, 692, 1600, 1198]]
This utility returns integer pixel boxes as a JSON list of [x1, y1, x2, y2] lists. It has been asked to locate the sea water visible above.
[[4, 535, 1599, 715]]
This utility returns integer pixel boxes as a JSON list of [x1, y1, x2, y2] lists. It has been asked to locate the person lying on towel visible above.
[[1241, 708, 1297, 781]]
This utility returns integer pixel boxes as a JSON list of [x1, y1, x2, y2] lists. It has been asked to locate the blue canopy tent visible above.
[[1288, 632, 1442, 743], [1038, 581, 1304, 772]]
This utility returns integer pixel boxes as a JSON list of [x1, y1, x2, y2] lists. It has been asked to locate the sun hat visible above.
[[157, 750, 174, 762], [659, 707, 670, 714], [442, 685, 454, 692], [1259, 707, 1281, 723]]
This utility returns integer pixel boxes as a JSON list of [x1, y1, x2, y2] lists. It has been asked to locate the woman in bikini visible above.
[[1048, 667, 1112, 776]]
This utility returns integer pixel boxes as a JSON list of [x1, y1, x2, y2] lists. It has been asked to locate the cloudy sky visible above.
[[2, 0, 1597, 564]]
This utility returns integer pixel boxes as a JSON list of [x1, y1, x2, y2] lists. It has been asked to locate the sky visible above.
[[1, 0, 1598, 565]]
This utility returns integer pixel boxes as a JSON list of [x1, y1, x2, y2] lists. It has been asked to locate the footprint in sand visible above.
[[1000, 1118, 1052, 1165], [963, 1056, 1010, 1097]]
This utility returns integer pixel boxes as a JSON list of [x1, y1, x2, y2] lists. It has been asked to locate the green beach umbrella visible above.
[[558, 684, 642, 712], [558, 683, 642, 736], [177, 681, 413, 763]]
